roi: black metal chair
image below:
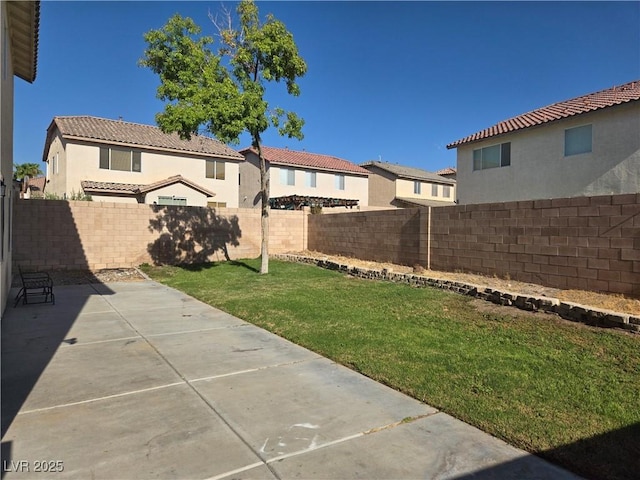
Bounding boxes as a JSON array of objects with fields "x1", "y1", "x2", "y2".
[{"x1": 14, "y1": 266, "x2": 55, "y2": 307}]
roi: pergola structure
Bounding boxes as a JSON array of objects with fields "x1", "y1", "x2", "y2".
[{"x1": 269, "y1": 195, "x2": 359, "y2": 210}]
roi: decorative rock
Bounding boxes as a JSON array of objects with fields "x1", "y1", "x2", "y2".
[{"x1": 273, "y1": 254, "x2": 637, "y2": 334}]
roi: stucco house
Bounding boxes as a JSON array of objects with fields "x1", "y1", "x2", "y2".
[
  {"x1": 239, "y1": 146, "x2": 369, "y2": 210},
  {"x1": 42, "y1": 116, "x2": 245, "y2": 207},
  {"x1": 1, "y1": 1, "x2": 40, "y2": 315},
  {"x1": 447, "y1": 80, "x2": 640, "y2": 204},
  {"x1": 361, "y1": 161, "x2": 456, "y2": 208}
]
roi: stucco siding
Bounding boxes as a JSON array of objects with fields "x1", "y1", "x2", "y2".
[
  {"x1": 240, "y1": 151, "x2": 369, "y2": 208},
  {"x1": 396, "y1": 178, "x2": 455, "y2": 202},
  {"x1": 366, "y1": 166, "x2": 397, "y2": 207},
  {"x1": 0, "y1": 3, "x2": 14, "y2": 315},
  {"x1": 456, "y1": 102, "x2": 640, "y2": 204},
  {"x1": 45, "y1": 136, "x2": 241, "y2": 206}
]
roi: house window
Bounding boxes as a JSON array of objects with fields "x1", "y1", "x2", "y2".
[
  {"x1": 305, "y1": 171, "x2": 317, "y2": 188},
  {"x1": 335, "y1": 174, "x2": 345, "y2": 190},
  {"x1": 206, "y1": 159, "x2": 225, "y2": 180},
  {"x1": 443, "y1": 185, "x2": 451, "y2": 198},
  {"x1": 431, "y1": 184, "x2": 438, "y2": 197},
  {"x1": 51, "y1": 154, "x2": 59, "y2": 175},
  {"x1": 280, "y1": 168, "x2": 295, "y2": 186},
  {"x1": 100, "y1": 147, "x2": 141, "y2": 172},
  {"x1": 157, "y1": 196, "x2": 187, "y2": 206},
  {"x1": 565, "y1": 125, "x2": 592, "y2": 156},
  {"x1": 473, "y1": 142, "x2": 511, "y2": 170},
  {"x1": 414, "y1": 181, "x2": 421, "y2": 194},
  {"x1": 207, "y1": 201, "x2": 227, "y2": 208}
]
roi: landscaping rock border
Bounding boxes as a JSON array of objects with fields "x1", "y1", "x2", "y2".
[{"x1": 275, "y1": 254, "x2": 640, "y2": 334}]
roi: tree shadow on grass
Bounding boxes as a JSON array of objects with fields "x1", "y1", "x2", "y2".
[{"x1": 147, "y1": 205, "x2": 242, "y2": 266}]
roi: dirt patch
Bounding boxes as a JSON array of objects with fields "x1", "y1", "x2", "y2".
[{"x1": 293, "y1": 251, "x2": 640, "y2": 316}]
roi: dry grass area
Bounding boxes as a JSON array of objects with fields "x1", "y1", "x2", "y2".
[{"x1": 294, "y1": 250, "x2": 640, "y2": 316}]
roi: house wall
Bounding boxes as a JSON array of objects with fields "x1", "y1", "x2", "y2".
[
  {"x1": 44, "y1": 135, "x2": 242, "y2": 207},
  {"x1": 13, "y1": 200, "x2": 306, "y2": 270},
  {"x1": 396, "y1": 178, "x2": 455, "y2": 202},
  {"x1": 0, "y1": 2, "x2": 14, "y2": 315},
  {"x1": 240, "y1": 151, "x2": 369, "y2": 208},
  {"x1": 44, "y1": 132, "x2": 66, "y2": 195},
  {"x1": 365, "y1": 165, "x2": 398, "y2": 207},
  {"x1": 456, "y1": 102, "x2": 640, "y2": 204}
]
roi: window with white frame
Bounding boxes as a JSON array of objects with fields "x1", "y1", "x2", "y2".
[
  {"x1": 100, "y1": 147, "x2": 141, "y2": 172},
  {"x1": 335, "y1": 174, "x2": 345, "y2": 190},
  {"x1": 206, "y1": 159, "x2": 225, "y2": 180},
  {"x1": 280, "y1": 168, "x2": 295, "y2": 186},
  {"x1": 414, "y1": 181, "x2": 421, "y2": 194},
  {"x1": 157, "y1": 196, "x2": 186, "y2": 206},
  {"x1": 473, "y1": 142, "x2": 511, "y2": 170},
  {"x1": 564, "y1": 124, "x2": 592, "y2": 156},
  {"x1": 443, "y1": 185, "x2": 451, "y2": 198},
  {"x1": 431, "y1": 184, "x2": 438, "y2": 197},
  {"x1": 305, "y1": 171, "x2": 317, "y2": 188}
]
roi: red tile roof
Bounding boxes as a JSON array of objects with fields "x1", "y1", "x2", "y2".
[
  {"x1": 46, "y1": 116, "x2": 243, "y2": 160},
  {"x1": 447, "y1": 80, "x2": 640, "y2": 149},
  {"x1": 241, "y1": 146, "x2": 369, "y2": 175}
]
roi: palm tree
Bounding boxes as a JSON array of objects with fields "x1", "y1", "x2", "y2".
[{"x1": 13, "y1": 162, "x2": 43, "y2": 180}]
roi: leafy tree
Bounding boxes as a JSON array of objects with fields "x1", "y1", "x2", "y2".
[
  {"x1": 140, "y1": 0, "x2": 307, "y2": 274},
  {"x1": 14, "y1": 162, "x2": 43, "y2": 181}
]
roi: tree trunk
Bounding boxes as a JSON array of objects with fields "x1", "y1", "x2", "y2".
[{"x1": 255, "y1": 139, "x2": 269, "y2": 274}]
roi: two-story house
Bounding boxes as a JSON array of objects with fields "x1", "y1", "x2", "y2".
[
  {"x1": 239, "y1": 146, "x2": 369, "y2": 210},
  {"x1": 361, "y1": 161, "x2": 456, "y2": 208},
  {"x1": 447, "y1": 80, "x2": 640, "y2": 204},
  {"x1": 42, "y1": 116, "x2": 245, "y2": 207}
]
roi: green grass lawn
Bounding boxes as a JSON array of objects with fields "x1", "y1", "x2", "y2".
[{"x1": 141, "y1": 259, "x2": 640, "y2": 480}]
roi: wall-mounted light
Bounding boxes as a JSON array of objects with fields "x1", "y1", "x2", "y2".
[{"x1": 0, "y1": 179, "x2": 6, "y2": 198}]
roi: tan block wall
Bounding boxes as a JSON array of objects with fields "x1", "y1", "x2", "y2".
[
  {"x1": 13, "y1": 200, "x2": 306, "y2": 271},
  {"x1": 307, "y1": 194, "x2": 640, "y2": 297},
  {"x1": 308, "y1": 209, "x2": 427, "y2": 267},
  {"x1": 430, "y1": 194, "x2": 640, "y2": 296},
  {"x1": 13, "y1": 194, "x2": 639, "y2": 297}
]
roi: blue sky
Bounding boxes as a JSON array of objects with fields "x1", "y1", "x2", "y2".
[{"x1": 14, "y1": 1, "x2": 640, "y2": 173}]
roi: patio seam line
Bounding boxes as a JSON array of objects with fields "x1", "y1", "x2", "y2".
[
  {"x1": 90, "y1": 282, "x2": 280, "y2": 480},
  {"x1": 188, "y1": 357, "x2": 323, "y2": 384},
  {"x1": 144, "y1": 323, "x2": 253, "y2": 338},
  {"x1": 17, "y1": 382, "x2": 185, "y2": 415}
]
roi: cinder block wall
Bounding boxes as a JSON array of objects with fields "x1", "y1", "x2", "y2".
[
  {"x1": 430, "y1": 194, "x2": 639, "y2": 296},
  {"x1": 13, "y1": 200, "x2": 306, "y2": 271},
  {"x1": 307, "y1": 194, "x2": 640, "y2": 296},
  {"x1": 308, "y1": 209, "x2": 427, "y2": 266}
]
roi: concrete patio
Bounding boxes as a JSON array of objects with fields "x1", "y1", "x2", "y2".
[{"x1": 1, "y1": 280, "x2": 581, "y2": 479}]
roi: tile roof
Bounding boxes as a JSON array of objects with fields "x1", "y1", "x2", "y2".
[
  {"x1": 81, "y1": 175, "x2": 216, "y2": 198},
  {"x1": 361, "y1": 161, "x2": 456, "y2": 185},
  {"x1": 447, "y1": 79, "x2": 640, "y2": 149},
  {"x1": 240, "y1": 146, "x2": 369, "y2": 175},
  {"x1": 435, "y1": 167, "x2": 456, "y2": 176},
  {"x1": 47, "y1": 116, "x2": 243, "y2": 160},
  {"x1": 6, "y1": 0, "x2": 40, "y2": 82}
]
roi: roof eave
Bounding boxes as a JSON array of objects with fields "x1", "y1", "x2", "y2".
[
  {"x1": 59, "y1": 134, "x2": 243, "y2": 160},
  {"x1": 7, "y1": 1, "x2": 40, "y2": 83}
]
